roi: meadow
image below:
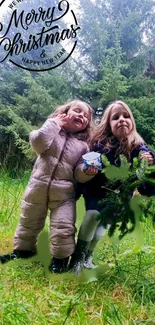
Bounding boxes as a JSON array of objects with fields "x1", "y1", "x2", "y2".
[{"x1": 0, "y1": 172, "x2": 155, "y2": 325}]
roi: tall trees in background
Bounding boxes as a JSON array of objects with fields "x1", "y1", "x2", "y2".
[
  {"x1": 0, "y1": 66, "x2": 72, "y2": 172},
  {"x1": 1, "y1": 0, "x2": 155, "y2": 173},
  {"x1": 74, "y1": 0, "x2": 155, "y2": 149}
]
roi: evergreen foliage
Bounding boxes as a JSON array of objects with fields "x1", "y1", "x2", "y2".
[
  {"x1": 0, "y1": 106, "x2": 35, "y2": 174},
  {"x1": 1, "y1": 0, "x2": 155, "y2": 173},
  {"x1": 0, "y1": 68, "x2": 72, "y2": 172},
  {"x1": 98, "y1": 153, "x2": 155, "y2": 238}
]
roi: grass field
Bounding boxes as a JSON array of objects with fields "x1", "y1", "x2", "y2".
[{"x1": 0, "y1": 172, "x2": 155, "y2": 325}]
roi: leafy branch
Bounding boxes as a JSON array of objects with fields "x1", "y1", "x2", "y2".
[{"x1": 98, "y1": 153, "x2": 155, "y2": 238}]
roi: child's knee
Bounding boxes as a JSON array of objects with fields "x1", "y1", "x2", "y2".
[{"x1": 85, "y1": 210, "x2": 100, "y2": 223}]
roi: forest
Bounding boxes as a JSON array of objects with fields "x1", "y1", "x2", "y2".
[
  {"x1": 1, "y1": 0, "x2": 155, "y2": 176},
  {"x1": 0, "y1": 1, "x2": 155, "y2": 324}
]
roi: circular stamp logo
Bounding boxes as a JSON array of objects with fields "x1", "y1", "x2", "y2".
[{"x1": 0, "y1": 0, "x2": 80, "y2": 71}]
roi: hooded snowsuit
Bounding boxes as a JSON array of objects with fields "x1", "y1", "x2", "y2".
[{"x1": 14, "y1": 118, "x2": 91, "y2": 258}]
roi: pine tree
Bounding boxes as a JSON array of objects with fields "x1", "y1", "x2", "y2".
[{"x1": 98, "y1": 153, "x2": 155, "y2": 238}]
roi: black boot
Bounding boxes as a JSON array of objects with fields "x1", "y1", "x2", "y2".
[
  {"x1": 49, "y1": 257, "x2": 69, "y2": 273},
  {"x1": 69, "y1": 239, "x2": 90, "y2": 275},
  {"x1": 84, "y1": 250, "x2": 96, "y2": 269},
  {"x1": 0, "y1": 249, "x2": 37, "y2": 264}
]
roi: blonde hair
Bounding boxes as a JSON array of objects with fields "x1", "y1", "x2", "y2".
[
  {"x1": 49, "y1": 100, "x2": 94, "y2": 142},
  {"x1": 92, "y1": 100, "x2": 144, "y2": 158}
]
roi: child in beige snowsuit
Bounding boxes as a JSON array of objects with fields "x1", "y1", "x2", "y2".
[{"x1": 0, "y1": 100, "x2": 94, "y2": 273}]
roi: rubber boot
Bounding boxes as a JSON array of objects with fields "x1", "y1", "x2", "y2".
[
  {"x1": 0, "y1": 249, "x2": 37, "y2": 264},
  {"x1": 84, "y1": 250, "x2": 96, "y2": 269},
  {"x1": 49, "y1": 257, "x2": 69, "y2": 273},
  {"x1": 69, "y1": 239, "x2": 90, "y2": 275}
]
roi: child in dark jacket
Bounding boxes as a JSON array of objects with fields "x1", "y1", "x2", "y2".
[{"x1": 70, "y1": 100, "x2": 155, "y2": 274}]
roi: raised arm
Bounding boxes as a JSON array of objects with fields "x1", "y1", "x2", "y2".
[
  {"x1": 29, "y1": 118, "x2": 61, "y2": 154},
  {"x1": 136, "y1": 144, "x2": 155, "y2": 196}
]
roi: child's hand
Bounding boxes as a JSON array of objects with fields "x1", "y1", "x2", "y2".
[
  {"x1": 140, "y1": 152, "x2": 154, "y2": 165},
  {"x1": 83, "y1": 166, "x2": 99, "y2": 175},
  {"x1": 53, "y1": 114, "x2": 69, "y2": 127}
]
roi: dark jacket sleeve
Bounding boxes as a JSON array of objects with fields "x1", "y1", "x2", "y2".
[
  {"x1": 75, "y1": 183, "x2": 84, "y2": 201},
  {"x1": 133, "y1": 144, "x2": 155, "y2": 196}
]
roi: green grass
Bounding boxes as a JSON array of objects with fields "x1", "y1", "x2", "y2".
[{"x1": 0, "y1": 172, "x2": 155, "y2": 325}]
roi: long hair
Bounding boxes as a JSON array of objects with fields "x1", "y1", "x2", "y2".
[
  {"x1": 91, "y1": 100, "x2": 144, "y2": 158},
  {"x1": 48, "y1": 100, "x2": 94, "y2": 142}
]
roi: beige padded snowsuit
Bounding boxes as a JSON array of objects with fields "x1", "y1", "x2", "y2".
[{"x1": 14, "y1": 118, "x2": 92, "y2": 258}]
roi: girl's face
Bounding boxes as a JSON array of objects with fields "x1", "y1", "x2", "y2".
[
  {"x1": 66, "y1": 104, "x2": 89, "y2": 133},
  {"x1": 109, "y1": 104, "x2": 133, "y2": 140}
]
